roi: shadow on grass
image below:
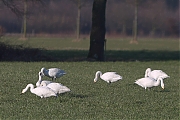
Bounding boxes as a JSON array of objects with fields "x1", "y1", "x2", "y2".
[
  {"x1": 154, "y1": 89, "x2": 171, "y2": 92},
  {"x1": 0, "y1": 42, "x2": 179, "y2": 62},
  {"x1": 67, "y1": 93, "x2": 89, "y2": 98}
]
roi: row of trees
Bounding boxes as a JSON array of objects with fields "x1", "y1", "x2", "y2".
[
  {"x1": 0, "y1": 0, "x2": 107, "y2": 61},
  {"x1": 0, "y1": 0, "x2": 179, "y2": 61},
  {"x1": 0, "y1": 0, "x2": 179, "y2": 38}
]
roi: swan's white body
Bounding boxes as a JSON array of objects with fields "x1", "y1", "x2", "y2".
[
  {"x1": 40, "y1": 67, "x2": 66, "y2": 80},
  {"x1": 145, "y1": 68, "x2": 169, "y2": 80},
  {"x1": 42, "y1": 83, "x2": 70, "y2": 94},
  {"x1": 94, "y1": 71, "x2": 122, "y2": 83},
  {"x1": 21, "y1": 84, "x2": 57, "y2": 98},
  {"x1": 135, "y1": 77, "x2": 164, "y2": 90},
  {"x1": 36, "y1": 72, "x2": 52, "y2": 87}
]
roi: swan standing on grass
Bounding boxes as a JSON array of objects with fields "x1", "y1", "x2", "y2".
[
  {"x1": 135, "y1": 77, "x2": 164, "y2": 90},
  {"x1": 40, "y1": 67, "x2": 66, "y2": 80},
  {"x1": 145, "y1": 68, "x2": 169, "y2": 80},
  {"x1": 21, "y1": 84, "x2": 57, "y2": 98},
  {"x1": 42, "y1": 82, "x2": 71, "y2": 94},
  {"x1": 94, "y1": 71, "x2": 122, "y2": 83},
  {"x1": 36, "y1": 72, "x2": 52, "y2": 87}
]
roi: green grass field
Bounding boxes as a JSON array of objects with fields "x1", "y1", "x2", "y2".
[{"x1": 0, "y1": 37, "x2": 179, "y2": 119}]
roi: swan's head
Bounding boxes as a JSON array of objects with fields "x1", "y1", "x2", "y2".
[
  {"x1": 21, "y1": 89, "x2": 26, "y2": 93},
  {"x1": 40, "y1": 82, "x2": 47, "y2": 87},
  {"x1": 94, "y1": 78, "x2": 98, "y2": 82},
  {"x1": 161, "y1": 84, "x2": 164, "y2": 89}
]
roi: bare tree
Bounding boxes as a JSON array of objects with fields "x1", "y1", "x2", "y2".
[
  {"x1": 72, "y1": 0, "x2": 90, "y2": 41},
  {"x1": 22, "y1": 0, "x2": 27, "y2": 39},
  {"x1": 1, "y1": 0, "x2": 43, "y2": 39},
  {"x1": 129, "y1": 0, "x2": 138, "y2": 44},
  {"x1": 21, "y1": 0, "x2": 43, "y2": 39},
  {"x1": 1, "y1": 0, "x2": 23, "y2": 16},
  {"x1": 87, "y1": 0, "x2": 107, "y2": 61},
  {"x1": 126, "y1": 0, "x2": 145, "y2": 44}
]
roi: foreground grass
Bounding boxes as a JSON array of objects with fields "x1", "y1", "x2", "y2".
[{"x1": 0, "y1": 61, "x2": 179, "y2": 119}]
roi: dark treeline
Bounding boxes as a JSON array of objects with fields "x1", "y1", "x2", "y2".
[{"x1": 0, "y1": 0, "x2": 179, "y2": 37}]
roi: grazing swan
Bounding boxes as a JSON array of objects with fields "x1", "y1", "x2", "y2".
[
  {"x1": 40, "y1": 67, "x2": 66, "y2": 80},
  {"x1": 135, "y1": 77, "x2": 164, "y2": 90},
  {"x1": 21, "y1": 84, "x2": 57, "y2": 98},
  {"x1": 42, "y1": 83, "x2": 71, "y2": 94},
  {"x1": 36, "y1": 72, "x2": 52, "y2": 87},
  {"x1": 145, "y1": 68, "x2": 169, "y2": 80},
  {"x1": 94, "y1": 71, "x2": 122, "y2": 83}
]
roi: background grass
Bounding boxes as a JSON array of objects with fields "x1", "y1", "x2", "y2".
[
  {"x1": 1, "y1": 37, "x2": 179, "y2": 51},
  {"x1": 0, "y1": 36, "x2": 179, "y2": 119},
  {"x1": 0, "y1": 37, "x2": 179, "y2": 61}
]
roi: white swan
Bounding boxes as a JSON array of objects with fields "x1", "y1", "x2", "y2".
[
  {"x1": 135, "y1": 77, "x2": 164, "y2": 90},
  {"x1": 40, "y1": 67, "x2": 66, "y2": 80},
  {"x1": 145, "y1": 68, "x2": 169, "y2": 80},
  {"x1": 94, "y1": 71, "x2": 122, "y2": 83},
  {"x1": 42, "y1": 82, "x2": 71, "y2": 94},
  {"x1": 21, "y1": 84, "x2": 57, "y2": 98},
  {"x1": 36, "y1": 72, "x2": 52, "y2": 87}
]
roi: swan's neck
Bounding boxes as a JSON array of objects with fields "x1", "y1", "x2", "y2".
[
  {"x1": 24, "y1": 84, "x2": 34, "y2": 93},
  {"x1": 36, "y1": 73, "x2": 43, "y2": 87},
  {"x1": 96, "y1": 71, "x2": 102, "y2": 78},
  {"x1": 94, "y1": 71, "x2": 102, "y2": 82},
  {"x1": 38, "y1": 74, "x2": 42, "y2": 81},
  {"x1": 145, "y1": 68, "x2": 151, "y2": 77},
  {"x1": 154, "y1": 77, "x2": 163, "y2": 87},
  {"x1": 36, "y1": 77, "x2": 41, "y2": 87},
  {"x1": 160, "y1": 78, "x2": 164, "y2": 89}
]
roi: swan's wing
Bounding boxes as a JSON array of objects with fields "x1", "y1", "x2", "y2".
[
  {"x1": 101, "y1": 72, "x2": 122, "y2": 82},
  {"x1": 111, "y1": 73, "x2": 122, "y2": 82},
  {"x1": 48, "y1": 68, "x2": 66, "y2": 78},
  {"x1": 150, "y1": 70, "x2": 169, "y2": 80},
  {"x1": 32, "y1": 87, "x2": 56, "y2": 97},
  {"x1": 47, "y1": 83, "x2": 70, "y2": 94},
  {"x1": 135, "y1": 77, "x2": 155, "y2": 88},
  {"x1": 159, "y1": 70, "x2": 170, "y2": 79}
]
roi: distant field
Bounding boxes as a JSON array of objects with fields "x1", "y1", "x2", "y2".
[
  {"x1": 1, "y1": 36, "x2": 179, "y2": 51},
  {"x1": 0, "y1": 36, "x2": 179, "y2": 61}
]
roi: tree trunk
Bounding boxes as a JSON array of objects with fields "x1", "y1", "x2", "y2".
[
  {"x1": 87, "y1": 0, "x2": 107, "y2": 61},
  {"x1": 23, "y1": 0, "x2": 27, "y2": 39},
  {"x1": 130, "y1": 0, "x2": 138, "y2": 44},
  {"x1": 76, "y1": 0, "x2": 81, "y2": 41},
  {"x1": 134, "y1": 1, "x2": 138, "y2": 41}
]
